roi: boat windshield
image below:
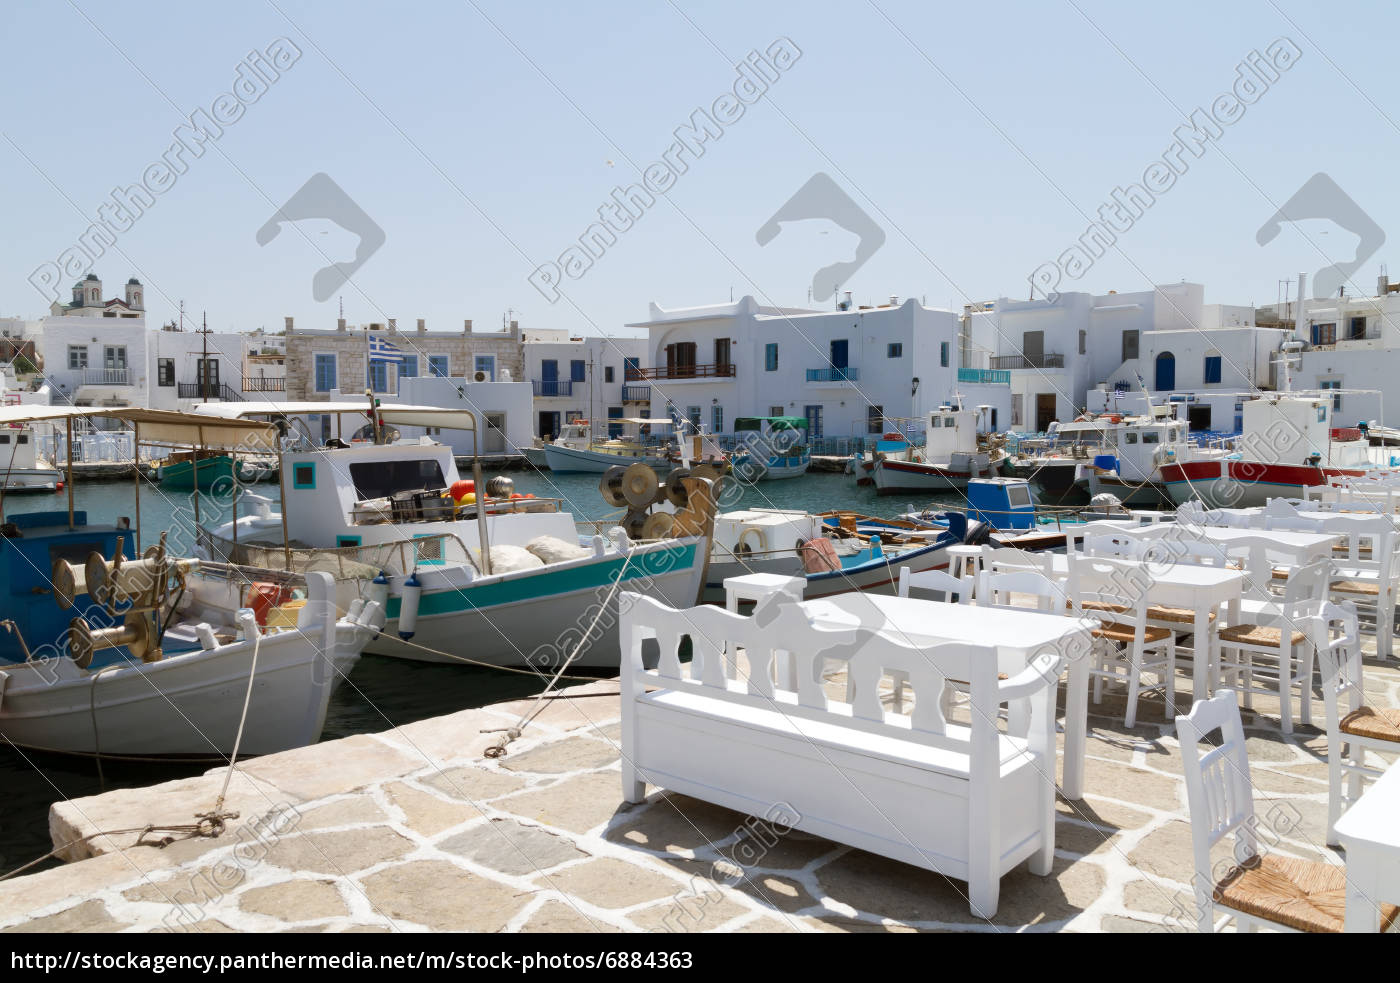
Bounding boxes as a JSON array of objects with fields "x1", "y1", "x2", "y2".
[{"x1": 349, "y1": 459, "x2": 447, "y2": 499}]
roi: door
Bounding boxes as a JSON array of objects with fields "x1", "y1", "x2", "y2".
[
  {"x1": 829, "y1": 339, "x2": 849, "y2": 380},
  {"x1": 1022, "y1": 331, "x2": 1044, "y2": 368},
  {"x1": 714, "y1": 338, "x2": 731, "y2": 373},
  {"x1": 541, "y1": 359, "x2": 558, "y2": 397},
  {"x1": 197, "y1": 357, "x2": 220, "y2": 397},
  {"x1": 1187, "y1": 405, "x2": 1212, "y2": 432},
  {"x1": 538, "y1": 411, "x2": 560, "y2": 440},
  {"x1": 1036, "y1": 393, "x2": 1057, "y2": 432},
  {"x1": 484, "y1": 412, "x2": 506, "y2": 453},
  {"x1": 1155, "y1": 351, "x2": 1175, "y2": 392}
]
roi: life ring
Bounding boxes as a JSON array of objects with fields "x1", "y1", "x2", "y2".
[
  {"x1": 736, "y1": 528, "x2": 767, "y2": 555},
  {"x1": 1108, "y1": 414, "x2": 1122, "y2": 423}
]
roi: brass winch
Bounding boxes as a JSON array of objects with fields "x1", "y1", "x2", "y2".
[{"x1": 50, "y1": 533, "x2": 176, "y2": 668}]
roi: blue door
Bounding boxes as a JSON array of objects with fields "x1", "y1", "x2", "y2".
[
  {"x1": 1154, "y1": 352, "x2": 1175, "y2": 392},
  {"x1": 830, "y1": 339, "x2": 849, "y2": 369}
]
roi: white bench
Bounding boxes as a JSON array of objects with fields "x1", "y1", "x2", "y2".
[{"x1": 618, "y1": 591, "x2": 1063, "y2": 918}]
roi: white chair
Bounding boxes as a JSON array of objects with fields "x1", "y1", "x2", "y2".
[
  {"x1": 1176, "y1": 690, "x2": 1399, "y2": 933},
  {"x1": 1326, "y1": 519, "x2": 1397, "y2": 659},
  {"x1": 974, "y1": 569, "x2": 1068, "y2": 614},
  {"x1": 1309, "y1": 601, "x2": 1400, "y2": 846},
  {"x1": 897, "y1": 566, "x2": 971, "y2": 604},
  {"x1": 1071, "y1": 561, "x2": 1177, "y2": 728},
  {"x1": 1217, "y1": 558, "x2": 1330, "y2": 734}
]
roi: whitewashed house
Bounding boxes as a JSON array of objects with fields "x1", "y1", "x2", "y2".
[
  {"x1": 628, "y1": 295, "x2": 1011, "y2": 443},
  {"x1": 521, "y1": 328, "x2": 649, "y2": 439}
]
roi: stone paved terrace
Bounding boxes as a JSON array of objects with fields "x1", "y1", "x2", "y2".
[{"x1": 2, "y1": 649, "x2": 1398, "y2": 934}]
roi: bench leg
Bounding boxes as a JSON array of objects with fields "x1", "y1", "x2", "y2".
[
  {"x1": 621, "y1": 762, "x2": 646, "y2": 804},
  {"x1": 968, "y1": 870, "x2": 999, "y2": 920}
]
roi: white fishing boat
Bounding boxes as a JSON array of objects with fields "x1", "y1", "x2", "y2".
[
  {"x1": 195, "y1": 402, "x2": 711, "y2": 669},
  {"x1": 0, "y1": 404, "x2": 380, "y2": 758},
  {"x1": 541, "y1": 418, "x2": 691, "y2": 474},
  {"x1": 870, "y1": 405, "x2": 1005, "y2": 495},
  {"x1": 0, "y1": 424, "x2": 62, "y2": 493},
  {"x1": 729, "y1": 416, "x2": 810, "y2": 481}
]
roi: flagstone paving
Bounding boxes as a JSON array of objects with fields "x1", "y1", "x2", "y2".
[{"x1": 1, "y1": 652, "x2": 1396, "y2": 934}]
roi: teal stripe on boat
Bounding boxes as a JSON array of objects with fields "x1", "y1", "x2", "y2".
[{"x1": 384, "y1": 542, "x2": 696, "y2": 618}]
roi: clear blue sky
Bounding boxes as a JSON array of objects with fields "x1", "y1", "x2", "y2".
[{"x1": 0, "y1": 0, "x2": 1394, "y2": 337}]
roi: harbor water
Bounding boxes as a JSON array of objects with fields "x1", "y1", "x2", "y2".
[{"x1": 0, "y1": 466, "x2": 974, "y2": 874}]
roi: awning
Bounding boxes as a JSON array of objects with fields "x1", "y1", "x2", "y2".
[
  {"x1": 193, "y1": 400, "x2": 476, "y2": 432},
  {"x1": 735, "y1": 416, "x2": 808, "y2": 431},
  {"x1": 619, "y1": 418, "x2": 673, "y2": 425},
  {"x1": 0, "y1": 405, "x2": 281, "y2": 451}
]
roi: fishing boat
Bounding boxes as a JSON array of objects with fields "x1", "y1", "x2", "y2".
[
  {"x1": 870, "y1": 405, "x2": 1006, "y2": 495},
  {"x1": 896, "y1": 476, "x2": 1114, "y2": 551},
  {"x1": 541, "y1": 418, "x2": 707, "y2": 474},
  {"x1": 195, "y1": 401, "x2": 711, "y2": 669},
  {"x1": 702, "y1": 505, "x2": 981, "y2": 603},
  {"x1": 0, "y1": 405, "x2": 379, "y2": 758},
  {"x1": 158, "y1": 449, "x2": 269, "y2": 491},
  {"x1": 0, "y1": 424, "x2": 62, "y2": 494},
  {"x1": 850, "y1": 430, "x2": 915, "y2": 485},
  {"x1": 729, "y1": 416, "x2": 810, "y2": 481},
  {"x1": 1159, "y1": 393, "x2": 1394, "y2": 508},
  {"x1": 1074, "y1": 411, "x2": 1220, "y2": 507}
]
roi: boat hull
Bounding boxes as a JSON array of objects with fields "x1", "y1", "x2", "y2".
[
  {"x1": 368, "y1": 538, "x2": 707, "y2": 667},
  {"x1": 871, "y1": 458, "x2": 978, "y2": 494},
  {"x1": 1160, "y1": 459, "x2": 1369, "y2": 508},
  {"x1": 541, "y1": 443, "x2": 676, "y2": 474},
  {"x1": 703, "y1": 538, "x2": 955, "y2": 604},
  {"x1": 0, "y1": 622, "x2": 365, "y2": 757},
  {"x1": 1085, "y1": 471, "x2": 1171, "y2": 508},
  {"x1": 160, "y1": 455, "x2": 237, "y2": 491},
  {"x1": 0, "y1": 468, "x2": 61, "y2": 493},
  {"x1": 1007, "y1": 459, "x2": 1086, "y2": 504}
]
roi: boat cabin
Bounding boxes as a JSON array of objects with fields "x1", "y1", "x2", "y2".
[
  {"x1": 734, "y1": 416, "x2": 808, "y2": 456},
  {"x1": 1239, "y1": 395, "x2": 1373, "y2": 468},
  {"x1": 965, "y1": 478, "x2": 1037, "y2": 531}
]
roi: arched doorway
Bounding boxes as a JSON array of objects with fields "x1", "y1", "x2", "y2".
[{"x1": 1155, "y1": 351, "x2": 1175, "y2": 391}]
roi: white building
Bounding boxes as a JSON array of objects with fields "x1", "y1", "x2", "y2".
[
  {"x1": 48, "y1": 273, "x2": 144, "y2": 318},
  {"x1": 627, "y1": 295, "x2": 1011, "y2": 443},
  {"x1": 521, "y1": 328, "x2": 649, "y2": 439}
]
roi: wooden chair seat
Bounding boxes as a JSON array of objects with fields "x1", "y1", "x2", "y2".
[
  {"x1": 1339, "y1": 705, "x2": 1400, "y2": 743},
  {"x1": 1091, "y1": 622, "x2": 1172, "y2": 644},
  {"x1": 1332, "y1": 544, "x2": 1372, "y2": 556},
  {"x1": 1217, "y1": 623, "x2": 1305, "y2": 647},
  {"x1": 1331, "y1": 579, "x2": 1381, "y2": 597},
  {"x1": 1146, "y1": 606, "x2": 1216, "y2": 625},
  {"x1": 1078, "y1": 600, "x2": 1128, "y2": 614},
  {"x1": 1215, "y1": 854, "x2": 1399, "y2": 933}
]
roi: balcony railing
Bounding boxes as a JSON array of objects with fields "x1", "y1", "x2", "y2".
[
  {"x1": 957, "y1": 367, "x2": 1011, "y2": 385},
  {"x1": 627, "y1": 363, "x2": 735, "y2": 381},
  {"x1": 243, "y1": 377, "x2": 286, "y2": 392},
  {"x1": 177, "y1": 382, "x2": 243, "y2": 401},
  {"x1": 989, "y1": 353, "x2": 1065, "y2": 370},
  {"x1": 80, "y1": 367, "x2": 131, "y2": 386},
  {"x1": 621, "y1": 385, "x2": 651, "y2": 401},
  {"x1": 533, "y1": 379, "x2": 574, "y2": 397},
  {"x1": 805, "y1": 366, "x2": 860, "y2": 383}
]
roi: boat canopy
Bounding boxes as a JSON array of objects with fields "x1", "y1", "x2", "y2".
[
  {"x1": 192, "y1": 401, "x2": 477, "y2": 432},
  {"x1": 619, "y1": 418, "x2": 673, "y2": 425},
  {"x1": 0, "y1": 405, "x2": 280, "y2": 451},
  {"x1": 734, "y1": 416, "x2": 808, "y2": 431}
]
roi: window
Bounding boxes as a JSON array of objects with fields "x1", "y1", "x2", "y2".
[
  {"x1": 197, "y1": 357, "x2": 219, "y2": 389},
  {"x1": 866, "y1": 405, "x2": 883, "y2": 434},
  {"x1": 570, "y1": 359, "x2": 586, "y2": 382},
  {"x1": 1011, "y1": 394, "x2": 1022, "y2": 427},
  {"x1": 770, "y1": 405, "x2": 784, "y2": 417},
  {"x1": 157, "y1": 358, "x2": 174, "y2": 387},
  {"x1": 604, "y1": 366, "x2": 614, "y2": 383},
  {"x1": 1122, "y1": 330, "x2": 1139, "y2": 361},
  {"x1": 1142, "y1": 431, "x2": 1160, "y2": 444},
  {"x1": 940, "y1": 342, "x2": 949, "y2": 367},
  {"x1": 428, "y1": 355, "x2": 449, "y2": 378},
  {"x1": 624, "y1": 356, "x2": 640, "y2": 379},
  {"x1": 804, "y1": 404, "x2": 823, "y2": 437},
  {"x1": 565, "y1": 410, "x2": 583, "y2": 423},
  {"x1": 1078, "y1": 330, "x2": 1086, "y2": 355},
  {"x1": 714, "y1": 338, "x2": 731, "y2": 369},
  {"x1": 887, "y1": 343, "x2": 902, "y2": 358},
  {"x1": 711, "y1": 405, "x2": 723, "y2": 434},
  {"x1": 103, "y1": 345, "x2": 127, "y2": 368},
  {"x1": 368, "y1": 360, "x2": 390, "y2": 393},
  {"x1": 1320, "y1": 379, "x2": 1342, "y2": 410},
  {"x1": 1203, "y1": 354, "x2": 1222, "y2": 384},
  {"x1": 1125, "y1": 432, "x2": 1138, "y2": 444},
  {"x1": 1312, "y1": 323, "x2": 1337, "y2": 346},
  {"x1": 989, "y1": 408, "x2": 998, "y2": 429},
  {"x1": 292, "y1": 462, "x2": 316, "y2": 489},
  {"x1": 1350, "y1": 316, "x2": 1367, "y2": 340},
  {"x1": 398, "y1": 355, "x2": 418, "y2": 378},
  {"x1": 347, "y1": 459, "x2": 446, "y2": 499},
  {"x1": 314, "y1": 353, "x2": 337, "y2": 392},
  {"x1": 67, "y1": 346, "x2": 88, "y2": 370},
  {"x1": 607, "y1": 406, "x2": 624, "y2": 439},
  {"x1": 686, "y1": 405, "x2": 701, "y2": 429},
  {"x1": 765, "y1": 343, "x2": 778, "y2": 371},
  {"x1": 474, "y1": 355, "x2": 495, "y2": 380}
]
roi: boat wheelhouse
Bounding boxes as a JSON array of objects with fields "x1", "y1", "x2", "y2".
[{"x1": 730, "y1": 416, "x2": 810, "y2": 481}]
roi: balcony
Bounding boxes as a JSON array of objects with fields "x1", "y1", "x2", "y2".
[
  {"x1": 989, "y1": 353, "x2": 1065, "y2": 371},
  {"x1": 957, "y1": 367, "x2": 1011, "y2": 385},
  {"x1": 626, "y1": 363, "x2": 735, "y2": 381},
  {"x1": 621, "y1": 385, "x2": 651, "y2": 402},
  {"x1": 805, "y1": 366, "x2": 860, "y2": 383},
  {"x1": 80, "y1": 367, "x2": 131, "y2": 386},
  {"x1": 243, "y1": 377, "x2": 286, "y2": 392},
  {"x1": 177, "y1": 381, "x2": 243, "y2": 401},
  {"x1": 533, "y1": 379, "x2": 574, "y2": 397}
]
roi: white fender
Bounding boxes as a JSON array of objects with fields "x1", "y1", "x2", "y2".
[{"x1": 397, "y1": 572, "x2": 423, "y2": 640}]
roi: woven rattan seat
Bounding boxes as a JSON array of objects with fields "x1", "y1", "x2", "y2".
[
  {"x1": 1078, "y1": 600, "x2": 1129, "y2": 613},
  {"x1": 1146, "y1": 606, "x2": 1217, "y2": 625},
  {"x1": 1339, "y1": 705, "x2": 1400, "y2": 743},
  {"x1": 1217, "y1": 623, "x2": 1304, "y2": 646},
  {"x1": 1214, "y1": 854, "x2": 1399, "y2": 933},
  {"x1": 1331, "y1": 579, "x2": 1380, "y2": 596},
  {"x1": 1091, "y1": 622, "x2": 1172, "y2": 644}
]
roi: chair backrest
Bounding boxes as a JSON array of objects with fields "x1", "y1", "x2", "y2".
[
  {"x1": 1068, "y1": 555, "x2": 1153, "y2": 635},
  {"x1": 1139, "y1": 532, "x2": 1232, "y2": 570},
  {"x1": 897, "y1": 566, "x2": 970, "y2": 603},
  {"x1": 1279, "y1": 557, "x2": 1334, "y2": 615},
  {"x1": 1306, "y1": 601, "x2": 1363, "y2": 740},
  {"x1": 1175, "y1": 690, "x2": 1258, "y2": 932},
  {"x1": 974, "y1": 568, "x2": 1067, "y2": 613},
  {"x1": 1081, "y1": 533, "x2": 1144, "y2": 560},
  {"x1": 979, "y1": 544, "x2": 1051, "y2": 574}
]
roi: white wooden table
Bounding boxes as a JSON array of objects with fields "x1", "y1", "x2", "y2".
[
  {"x1": 800, "y1": 593, "x2": 1099, "y2": 799},
  {"x1": 1184, "y1": 526, "x2": 1340, "y2": 562},
  {"x1": 1333, "y1": 761, "x2": 1400, "y2": 932},
  {"x1": 1038, "y1": 555, "x2": 1244, "y2": 702}
]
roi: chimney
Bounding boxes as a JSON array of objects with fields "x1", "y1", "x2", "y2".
[
  {"x1": 416, "y1": 318, "x2": 425, "y2": 332},
  {"x1": 464, "y1": 319, "x2": 473, "y2": 334},
  {"x1": 1379, "y1": 273, "x2": 1389, "y2": 297},
  {"x1": 509, "y1": 319, "x2": 519, "y2": 335},
  {"x1": 388, "y1": 318, "x2": 397, "y2": 332},
  {"x1": 336, "y1": 317, "x2": 346, "y2": 331},
  {"x1": 284, "y1": 316, "x2": 294, "y2": 333}
]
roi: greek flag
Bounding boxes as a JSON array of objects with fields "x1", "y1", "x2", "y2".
[{"x1": 369, "y1": 335, "x2": 403, "y2": 363}]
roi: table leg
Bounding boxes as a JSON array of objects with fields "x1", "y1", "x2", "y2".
[
  {"x1": 1061, "y1": 654, "x2": 1089, "y2": 800},
  {"x1": 1344, "y1": 869, "x2": 1382, "y2": 932},
  {"x1": 1193, "y1": 610, "x2": 1210, "y2": 703}
]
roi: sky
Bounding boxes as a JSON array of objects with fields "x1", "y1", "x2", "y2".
[{"x1": 0, "y1": 0, "x2": 1395, "y2": 340}]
